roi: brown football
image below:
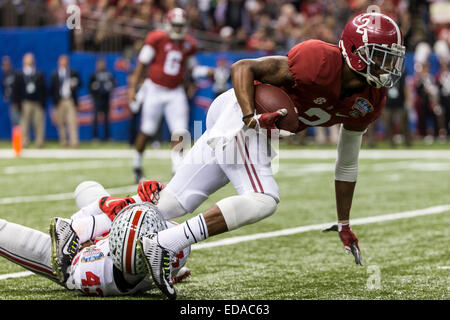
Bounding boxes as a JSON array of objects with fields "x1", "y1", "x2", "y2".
[{"x1": 254, "y1": 84, "x2": 299, "y2": 133}]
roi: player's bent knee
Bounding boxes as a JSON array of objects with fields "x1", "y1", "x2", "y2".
[
  {"x1": 157, "y1": 188, "x2": 188, "y2": 220},
  {"x1": 74, "y1": 181, "x2": 110, "y2": 210},
  {"x1": 216, "y1": 192, "x2": 278, "y2": 231}
]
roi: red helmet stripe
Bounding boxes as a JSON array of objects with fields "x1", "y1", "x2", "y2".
[{"x1": 125, "y1": 210, "x2": 143, "y2": 274}]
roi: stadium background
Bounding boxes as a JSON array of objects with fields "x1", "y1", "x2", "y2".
[
  {"x1": 0, "y1": 0, "x2": 449, "y2": 302},
  {"x1": 0, "y1": 0, "x2": 448, "y2": 145}
]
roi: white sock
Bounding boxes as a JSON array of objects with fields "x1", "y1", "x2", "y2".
[
  {"x1": 157, "y1": 213, "x2": 208, "y2": 253},
  {"x1": 133, "y1": 150, "x2": 143, "y2": 169},
  {"x1": 71, "y1": 214, "x2": 111, "y2": 243},
  {"x1": 70, "y1": 199, "x2": 103, "y2": 220}
]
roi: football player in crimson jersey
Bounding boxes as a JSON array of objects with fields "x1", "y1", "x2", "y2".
[
  {"x1": 134, "y1": 12, "x2": 406, "y2": 299},
  {"x1": 0, "y1": 181, "x2": 190, "y2": 296},
  {"x1": 128, "y1": 8, "x2": 211, "y2": 181}
]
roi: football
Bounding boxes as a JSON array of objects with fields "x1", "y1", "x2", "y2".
[{"x1": 254, "y1": 83, "x2": 299, "y2": 133}]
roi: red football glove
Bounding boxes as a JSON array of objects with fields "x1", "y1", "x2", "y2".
[
  {"x1": 323, "y1": 223, "x2": 363, "y2": 265},
  {"x1": 99, "y1": 196, "x2": 135, "y2": 221},
  {"x1": 246, "y1": 108, "x2": 287, "y2": 130},
  {"x1": 137, "y1": 180, "x2": 165, "y2": 204}
]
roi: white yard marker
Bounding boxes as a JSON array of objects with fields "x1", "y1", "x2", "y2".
[
  {"x1": 0, "y1": 271, "x2": 33, "y2": 280},
  {"x1": 2, "y1": 160, "x2": 129, "y2": 174},
  {"x1": 0, "y1": 185, "x2": 136, "y2": 205},
  {"x1": 0, "y1": 149, "x2": 449, "y2": 159}
]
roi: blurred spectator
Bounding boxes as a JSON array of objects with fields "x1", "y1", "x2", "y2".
[
  {"x1": 247, "y1": 27, "x2": 276, "y2": 53},
  {"x1": 413, "y1": 61, "x2": 442, "y2": 143},
  {"x1": 434, "y1": 39, "x2": 450, "y2": 139},
  {"x1": 383, "y1": 73, "x2": 412, "y2": 147},
  {"x1": 12, "y1": 53, "x2": 46, "y2": 148},
  {"x1": 437, "y1": 62, "x2": 450, "y2": 139},
  {"x1": 314, "y1": 125, "x2": 339, "y2": 146},
  {"x1": 89, "y1": 58, "x2": 116, "y2": 141},
  {"x1": 1, "y1": 56, "x2": 19, "y2": 126},
  {"x1": 212, "y1": 56, "x2": 231, "y2": 98},
  {"x1": 50, "y1": 54, "x2": 81, "y2": 148},
  {"x1": 225, "y1": 0, "x2": 246, "y2": 31}
]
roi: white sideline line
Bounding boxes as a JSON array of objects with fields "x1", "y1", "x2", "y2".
[
  {"x1": 0, "y1": 149, "x2": 449, "y2": 159},
  {"x1": 2, "y1": 160, "x2": 129, "y2": 174},
  {"x1": 0, "y1": 271, "x2": 33, "y2": 280},
  {"x1": 191, "y1": 204, "x2": 450, "y2": 250},
  {"x1": 1, "y1": 204, "x2": 450, "y2": 280},
  {"x1": 0, "y1": 185, "x2": 137, "y2": 205}
]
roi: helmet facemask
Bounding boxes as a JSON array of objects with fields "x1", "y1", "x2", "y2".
[
  {"x1": 357, "y1": 43, "x2": 405, "y2": 88},
  {"x1": 167, "y1": 22, "x2": 187, "y2": 40}
]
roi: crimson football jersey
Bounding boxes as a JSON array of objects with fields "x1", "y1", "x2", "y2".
[
  {"x1": 144, "y1": 30, "x2": 197, "y2": 89},
  {"x1": 285, "y1": 39, "x2": 386, "y2": 132}
]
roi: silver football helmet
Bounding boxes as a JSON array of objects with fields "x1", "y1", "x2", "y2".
[{"x1": 109, "y1": 203, "x2": 167, "y2": 275}]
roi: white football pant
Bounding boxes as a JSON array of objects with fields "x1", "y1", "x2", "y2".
[
  {"x1": 158, "y1": 89, "x2": 280, "y2": 223},
  {"x1": 139, "y1": 78, "x2": 189, "y2": 138}
]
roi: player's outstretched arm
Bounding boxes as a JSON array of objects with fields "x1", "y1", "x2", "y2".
[
  {"x1": 230, "y1": 56, "x2": 294, "y2": 127},
  {"x1": 328, "y1": 124, "x2": 366, "y2": 265}
]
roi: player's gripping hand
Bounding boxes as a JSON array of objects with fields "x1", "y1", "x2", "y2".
[
  {"x1": 244, "y1": 109, "x2": 287, "y2": 130},
  {"x1": 99, "y1": 196, "x2": 136, "y2": 221},
  {"x1": 322, "y1": 223, "x2": 363, "y2": 265},
  {"x1": 137, "y1": 180, "x2": 165, "y2": 204}
]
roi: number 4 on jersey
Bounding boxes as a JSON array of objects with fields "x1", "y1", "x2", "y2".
[{"x1": 81, "y1": 271, "x2": 104, "y2": 296}]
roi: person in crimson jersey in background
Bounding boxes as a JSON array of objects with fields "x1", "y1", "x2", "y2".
[
  {"x1": 134, "y1": 12, "x2": 405, "y2": 300},
  {"x1": 129, "y1": 8, "x2": 207, "y2": 181}
]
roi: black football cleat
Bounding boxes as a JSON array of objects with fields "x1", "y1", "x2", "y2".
[
  {"x1": 49, "y1": 217, "x2": 80, "y2": 283},
  {"x1": 136, "y1": 233, "x2": 177, "y2": 300}
]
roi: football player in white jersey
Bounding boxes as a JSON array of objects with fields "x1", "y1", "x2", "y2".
[{"x1": 0, "y1": 181, "x2": 190, "y2": 297}]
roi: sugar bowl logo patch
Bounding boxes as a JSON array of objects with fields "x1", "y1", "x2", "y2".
[
  {"x1": 81, "y1": 246, "x2": 104, "y2": 263},
  {"x1": 350, "y1": 98, "x2": 373, "y2": 118}
]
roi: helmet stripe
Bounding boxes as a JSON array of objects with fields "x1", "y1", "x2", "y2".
[
  {"x1": 125, "y1": 210, "x2": 143, "y2": 274},
  {"x1": 384, "y1": 14, "x2": 401, "y2": 45}
]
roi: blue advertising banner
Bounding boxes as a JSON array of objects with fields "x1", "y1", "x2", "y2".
[{"x1": 0, "y1": 25, "x2": 439, "y2": 142}]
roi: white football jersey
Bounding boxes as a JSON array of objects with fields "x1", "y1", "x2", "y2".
[
  {"x1": 66, "y1": 237, "x2": 153, "y2": 296},
  {"x1": 66, "y1": 220, "x2": 190, "y2": 296}
]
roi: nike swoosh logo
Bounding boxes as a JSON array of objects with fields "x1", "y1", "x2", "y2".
[{"x1": 336, "y1": 112, "x2": 349, "y2": 118}]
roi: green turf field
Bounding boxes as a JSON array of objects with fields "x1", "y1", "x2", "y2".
[{"x1": 0, "y1": 145, "x2": 449, "y2": 300}]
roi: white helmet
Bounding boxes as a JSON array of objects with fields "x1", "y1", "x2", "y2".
[
  {"x1": 109, "y1": 203, "x2": 167, "y2": 275},
  {"x1": 166, "y1": 8, "x2": 188, "y2": 40}
]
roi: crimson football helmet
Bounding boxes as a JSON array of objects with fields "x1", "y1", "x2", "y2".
[
  {"x1": 339, "y1": 12, "x2": 405, "y2": 88},
  {"x1": 166, "y1": 8, "x2": 188, "y2": 40}
]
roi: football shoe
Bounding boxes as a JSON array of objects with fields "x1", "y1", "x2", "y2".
[
  {"x1": 49, "y1": 217, "x2": 80, "y2": 283},
  {"x1": 136, "y1": 233, "x2": 177, "y2": 300}
]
